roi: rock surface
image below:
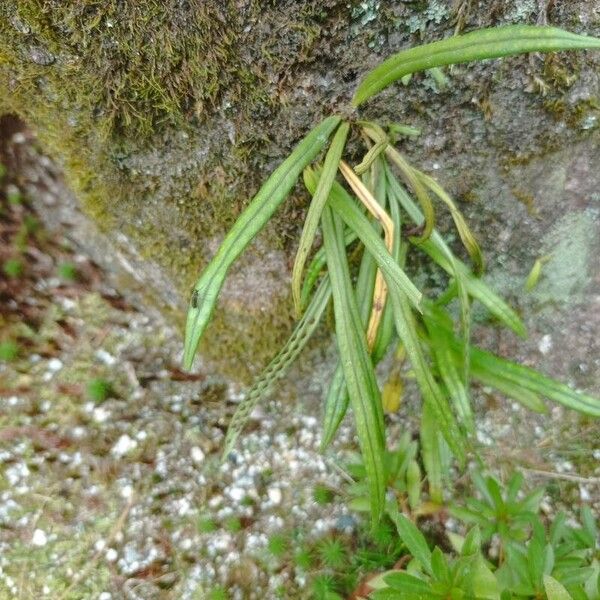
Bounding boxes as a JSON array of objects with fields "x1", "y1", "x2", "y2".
[{"x1": 1, "y1": 1, "x2": 599, "y2": 381}]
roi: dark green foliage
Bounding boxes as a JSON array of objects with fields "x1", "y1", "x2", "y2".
[
  {"x1": 267, "y1": 534, "x2": 288, "y2": 559},
  {"x1": 208, "y1": 586, "x2": 229, "y2": 600},
  {"x1": 223, "y1": 517, "x2": 243, "y2": 533},
  {"x1": 368, "y1": 472, "x2": 599, "y2": 600},
  {"x1": 197, "y1": 517, "x2": 218, "y2": 534},
  {"x1": 86, "y1": 378, "x2": 113, "y2": 403},
  {"x1": 313, "y1": 484, "x2": 335, "y2": 505},
  {"x1": 317, "y1": 538, "x2": 347, "y2": 570},
  {"x1": 57, "y1": 261, "x2": 78, "y2": 281},
  {"x1": 0, "y1": 340, "x2": 20, "y2": 362},
  {"x1": 3, "y1": 258, "x2": 24, "y2": 278}
]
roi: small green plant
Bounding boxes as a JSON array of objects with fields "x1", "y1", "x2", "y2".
[
  {"x1": 312, "y1": 574, "x2": 343, "y2": 600},
  {"x1": 0, "y1": 339, "x2": 20, "y2": 362},
  {"x1": 318, "y1": 538, "x2": 347, "y2": 570},
  {"x1": 7, "y1": 188, "x2": 22, "y2": 205},
  {"x1": 207, "y1": 586, "x2": 229, "y2": 600},
  {"x1": 3, "y1": 258, "x2": 24, "y2": 278},
  {"x1": 223, "y1": 516, "x2": 243, "y2": 533},
  {"x1": 197, "y1": 516, "x2": 218, "y2": 534},
  {"x1": 346, "y1": 432, "x2": 426, "y2": 513},
  {"x1": 86, "y1": 378, "x2": 113, "y2": 403},
  {"x1": 313, "y1": 484, "x2": 336, "y2": 505},
  {"x1": 57, "y1": 261, "x2": 78, "y2": 281},
  {"x1": 294, "y1": 545, "x2": 314, "y2": 570},
  {"x1": 450, "y1": 471, "x2": 544, "y2": 549},
  {"x1": 267, "y1": 533, "x2": 288, "y2": 559},
  {"x1": 183, "y1": 26, "x2": 600, "y2": 524},
  {"x1": 364, "y1": 489, "x2": 599, "y2": 600}
]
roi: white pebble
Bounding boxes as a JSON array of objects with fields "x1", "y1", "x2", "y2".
[
  {"x1": 538, "y1": 334, "x2": 553, "y2": 355},
  {"x1": 227, "y1": 487, "x2": 245, "y2": 502},
  {"x1": 95, "y1": 539, "x2": 107, "y2": 552},
  {"x1": 48, "y1": 358, "x2": 63, "y2": 371},
  {"x1": 32, "y1": 529, "x2": 48, "y2": 547},
  {"x1": 267, "y1": 487, "x2": 282, "y2": 505},
  {"x1": 111, "y1": 435, "x2": 137, "y2": 458},
  {"x1": 105, "y1": 548, "x2": 118, "y2": 562},
  {"x1": 95, "y1": 349, "x2": 117, "y2": 366},
  {"x1": 579, "y1": 486, "x2": 591, "y2": 502},
  {"x1": 191, "y1": 447, "x2": 205, "y2": 464},
  {"x1": 93, "y1": 407, "x2": 111, "y2": 423},
  {"x1": 120, "y1": 484, "x2": 134, "y2": 499}
]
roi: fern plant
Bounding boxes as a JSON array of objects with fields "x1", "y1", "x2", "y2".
[{"x1": 183, "y1": 26, "x2": 600, "y2": 525}]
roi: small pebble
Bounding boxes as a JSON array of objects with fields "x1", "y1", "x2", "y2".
[
  {"x1": 538, "y1": 334, "x2": 553, "y2": 355},
  {"x1": 32, "y1": 529, "x2": 48, "y2": 547},
  {"x1": 111, "y1": 435, "x2": 137, "y2": 458},
  {"x1": 105, "y1": 548, "x2": 118, "y2": 562},
  {"x1": 191, "y1": 447, "x2": 205, "y2": 464},
  {"x1": 267, "y1": 487, "x2": 282, "y2": 505}
]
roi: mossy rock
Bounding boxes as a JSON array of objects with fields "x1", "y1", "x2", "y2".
[{"x1": 1, "y1": 0, "x2": 599, "y2": 382}]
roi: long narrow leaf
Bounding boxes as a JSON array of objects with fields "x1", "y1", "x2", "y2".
[
  {"x1": 353, "y1": 26, "x2": 600, "y2": 106},
  {"x1": 363, "y1": 123, "x2": 435, "y2": 243},
  {"x1": 321, "y1": 204, "x2": 386, "y2": 525},
  {"x1": 300, "y1": 228, "x2": 357, "y2": 311},
  {"x1": 388, "y1": 510, "x2": 433, "y2": 575},
  {"x1": 426, "y1": 319, "x2": 475, "y2": 432},
  {"x1": 388, "y1": 289, "x2": 465, "y2": 463},
  {"x1": 339, "y1": 160, "x2": 395, "y2": 346},
  {"x1": 304, "y1": 168, "x2": 423, "y2": 311},
  {"x1": 222, "y1": 277, "x2": 332, "y2": 458},
  {"x1": 320, "y1": 364, "x2": 349, "y2": 450},
  {"x1": 425, "y1": 305, "x2": 600, "y2": 417},
  {"x1": 386, "y1": 169, "x2": 526, "y2": 337},
  {"x1": 416, "y1": 170, "x2": 484, "y2": 274},
  {"x1": 184, "y1": 115, "x2": 341, "y2": 368},
  {"x1": 470, "y1": 346, "x2": 600, "y2": 416},
  {"x1": 292, "y1": 122, "x2": 349, "y2": 316},
  {"x1": 372, "y1": 177, "x2": 403, "y2": 362},
  {"x1": 421, "y1": 401, "x2": 449, "y2": 504},
  {"x1": 321, "y1": 239, "x2": 378, "y2": 451}
]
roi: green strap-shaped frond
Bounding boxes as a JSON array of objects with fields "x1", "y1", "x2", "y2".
[
  {"x1": 304, "y1": 168, "x2": 423, "y2": 312},
  {"x1": 321, "y1": 204, "x2": 386, "y2": 526},
  {"x1": 388, "y1": 287, "x2": 466, "y2": 463},
  {"x1": 353, "y1": 25, "x2": 600, "y2": 106},
  {"x1": 425, "y1": 304, "x2": 600, "y2": 417},
  {"x1": 292, "y1": 122, "x2": 350, "y2": 317},
  {"x1": 183, "y1": 115, "x2": 341, "y2": 369},
  {"x1": 386, "y1": 167, "x2": 526, "y2": 338},
  {"x1": 321, "y1": 228, "x2": 378, "y2": 451},
  {"x1": 222, "y1": 277, "x2": 332, "y2": 458},
  {"x1": 299, "y1": 228, "x2": 357, "y2": 312}
]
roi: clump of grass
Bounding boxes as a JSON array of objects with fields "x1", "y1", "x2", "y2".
[
  {"x1": 3, "y1": 258, "x2": 24, "y2": 278},
  {"x1": 313, "y1": 484, "x2": 335, "y2": 505},
  {"x1": 197, "y1": 517, "x2": 218, "y2": 534},
  {"x1": 7, "y1": 188, "x2": 22, "y2": 205},
  {"x1": 267, "y1": 534, "x2": 288, "y2": 559},
  {"x1": 0, "y1": 339, "x2": 20, "y2": 362},
  {"x1": 317, "y1": 538, "x2": 347, "y2": 570},
  {"x1": 208, "y1": 586, "x2": 229, "y2": 600},
  {"x1": 57, "y1": 261, "x2": 78, "y2": 281},
  {"x1": 223, "y1": 516, "x2": 242, "y2": 533},
  {"x1": 86, "y1": 378, "x2": 113, "y2": 403},
  {"x1": 293, "y1": 545, "x2": 313, "y2": 570}
]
